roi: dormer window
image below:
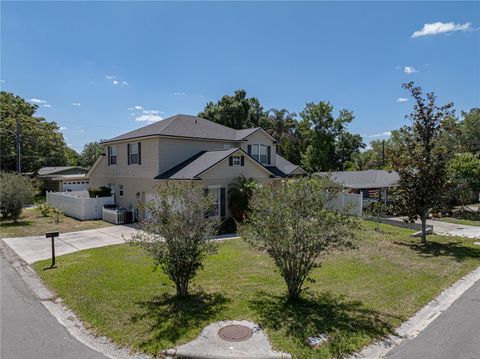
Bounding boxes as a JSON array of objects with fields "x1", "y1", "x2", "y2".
[{"x1": 250, "y1": 144, "x2": 271, "y2": 165}]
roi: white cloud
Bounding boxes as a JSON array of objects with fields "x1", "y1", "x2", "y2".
[
  {"x1": 60, "y1": 126, "x2": 68, "y2": 131},
  {"x1": 134, "y1": 105, "x2": 143, "y2": 110},
  {"x1": 404, "y1": 66, "x2": 418, "y2": 74},
  {"x1": 174, "y1": 92, "x2": 187, "y2": 96},
  {"x1": 135, "y1": 114, "x2": 163, "y2": 123},
  {"x1": 142, "y1": 110, "x2": 162, "y2": 115},
  {"x1": 105, "y1": 75, "x2": 116, "y2": 79},
  {"x1": 72, "y1": 102, "x2": 81, "y2": 106},
  {"x1": 112, "y1": 80, "x2": 119, "y2": 85},
  {"x1": 78, "y1": 129, "x2": 85, "y2": 133},
  {"x1": 412, "y1": 22, "x2": 472, "y2": 38},
  {"x1": 0, "y1": 79, "x2": 5, "y2": 83},
  {"x1": 29, "y1": 98, "x2": 47, "y2": 104},
  {"x1": 397, "y1": 97, "x2": 409, "y2": 103},
  {"x1": 367, "y1": 131, "x2": 392, "y2": 139},
  {"x1": 121, "y1": 81, "x2": 129, "y2": 85}
]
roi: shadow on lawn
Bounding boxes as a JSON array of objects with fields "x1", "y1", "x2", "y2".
[
  {"x1": 132, "y1": 291, "x2": 228, "y2": 351},
  {"x1": 249, "y1": 291, "x2": 396, "y2": 355},
  {"x1": 0, "y1": 220, "x2": 32, "y2": 227},
  {"x1": 394, "y1": 240, "x2": 480, "y2": 262}
]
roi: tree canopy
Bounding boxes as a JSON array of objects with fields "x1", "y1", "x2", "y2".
[
  {"x1": 80, "y1": 141, "x2": 105, "y2": 167},
  {"x1": 0, "y1": 91, "x2": 76, "y2": 173}
]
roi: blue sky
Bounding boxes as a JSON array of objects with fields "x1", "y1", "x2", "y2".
[{"x1": 2, "y1": 1, "x2": 479, "y2": 152}]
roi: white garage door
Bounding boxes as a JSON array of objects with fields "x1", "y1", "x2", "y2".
[{"x1": 63, "y1": 180, "x2": 90, "y2": 192}]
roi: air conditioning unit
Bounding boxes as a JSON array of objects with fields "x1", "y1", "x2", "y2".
[{"x1": 102, "y1": 206, "x2": 126, "y2": 224}]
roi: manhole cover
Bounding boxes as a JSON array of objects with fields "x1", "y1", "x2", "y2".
[{"x1": 218, "y1": 324, "x2": 253, "y2": 342}]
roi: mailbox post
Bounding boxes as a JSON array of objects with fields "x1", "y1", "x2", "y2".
[{"x1": 45, "y1": 231, "x2": 59, "y2": 268}]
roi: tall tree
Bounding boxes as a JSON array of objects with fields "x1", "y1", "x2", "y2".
[
  {"x1": 198, "y1": 89, "x2": 268, "y2": 129},
  {"x1": 460, "y1": 108, "x2": 480, "y2": 156},
  {"x1": 447, "y1": 152, "x2": 480, "y2": 210},
  {"x1": 0, "y1": 92, "x2": 71, "y2": 173},
  {"x1": 80, "y1": 141, "x2": 104, "y2": 167},
  {"x1": 390, "y1": 82, "x2": 454, "y2": 244},
  {"x1": 298, "y1": 102, "x2": 363, "y2": 172},
  {"x1": 264, "y1": 108, "x2": 299, "y2": 161}
]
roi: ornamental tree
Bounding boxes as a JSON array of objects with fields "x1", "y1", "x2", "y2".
[
  {"x1": 128, "y1": 182, "x2": 220, "y2": 297},
  {"x1": 238, "y1": 177, "x2": 358, "y2": 300},
  {"x1": 390, "y1": 82, "x2": 454, "y2": 244}
]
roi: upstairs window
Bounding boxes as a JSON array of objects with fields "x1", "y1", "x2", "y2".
[
  {"x1": 128, "y1": 142, "x2": 142, "y2": 165},
  {"x1": 250, "y1": 144, "x2": 271, "y2": 165},
  {"x1": 108, "y1": 145, "x2": 117, "y2": 165}
]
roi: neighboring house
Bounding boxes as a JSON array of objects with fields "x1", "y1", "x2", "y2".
[
  {"x1": 88, "y1": 114, "x2": 307, "y2": 218},
  {"x1": 37, "y1": 166, "x2": 90, "y2": 192},
  {"x1": 315, "y1": 169, "x2": 399, "y2": 207}
]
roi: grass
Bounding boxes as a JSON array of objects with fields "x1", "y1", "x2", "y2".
[
  {"x1": 0, "y1": 207, "x2": 112, "y2": 238},
  {"x1": 34, "y1": 221, "x2": 480, "y2": 358},
  {"x1": 435, "y1": 207, "x2": 480, "y2": 227},
  {"x1": 436, "y1": 217, "x2": 480, "y2": 227}
]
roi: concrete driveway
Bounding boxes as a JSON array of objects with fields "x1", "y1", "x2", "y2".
[{"x1": 2, "y1": 225, "x2": 137, "y2": 264}]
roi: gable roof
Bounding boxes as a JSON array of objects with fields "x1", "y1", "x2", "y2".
[
  {"x1": 37, "y1": 166, "x2": 88, "y2": 177},
  {"x1": 103, "y1": 114, "x2": 268, "y2": 144},
  {"x1": 315, "y1": 170, "x2": 399, "y2": 189},
  {"x1": 156, "y1": 148, "x2": 276, "y2": 180}
]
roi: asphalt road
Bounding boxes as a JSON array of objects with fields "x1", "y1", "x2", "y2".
[
  {"x1": 386, "y1": 280, "x2": 480, "y2": 359},
  {"x1": 0, "y1": 258, "x2": 106, "y2": 359}
]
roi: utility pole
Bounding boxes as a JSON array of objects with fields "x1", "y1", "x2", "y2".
[
  {"x1": 16, "y1": 118, "x2": 21, "y2": 173},
  {"x1": 382, "y1": 140, "x2": 385, "y2": 167}
]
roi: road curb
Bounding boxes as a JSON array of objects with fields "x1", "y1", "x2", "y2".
[
  {"x1": 0, "y1": 239, "x2": 149, "y2": 359},
  {"x1": 349, "y1": 266, "x2": 480, "y2": 359}
]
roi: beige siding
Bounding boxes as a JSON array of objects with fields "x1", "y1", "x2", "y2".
[
  {"x1": 240, "y1": 130, "x2": 276, "y2": 166},
  {"x1": 93, "y1": 138, "x2": 160, "y2": 179},
  {"x1": 199, "y1": 153, "x2": 275, "y2": 217},
  {"x1": 158, "y1": 137, "x2": 240, "y2": 174}
]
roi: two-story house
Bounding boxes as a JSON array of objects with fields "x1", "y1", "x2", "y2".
[{"x1": 87, "y1": 114, "x2": 306, "y2": 218}]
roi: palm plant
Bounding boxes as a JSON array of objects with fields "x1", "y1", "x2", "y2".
[{"x1": 265, "y1": 108, "x2": 298, "y2": 154}]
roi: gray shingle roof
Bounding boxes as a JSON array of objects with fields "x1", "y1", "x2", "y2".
[
  {"x1": 104, "y1": 114, "x2": 261, "y2": 143},
  {"x1": 315, "y1": 170, "x2": 399, "y2": 189},
  {"x1": 265, "y1": 155, "x2": 307, "y2": 177},
  {"x1": 37, "y1": 166, "x2": 87, "y2": 176},
  {"x1": 156, "y1": 148, "x2": 238, "y2": 180}
]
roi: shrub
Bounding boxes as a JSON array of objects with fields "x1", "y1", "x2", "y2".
[
  {"x1": 238, "y1": 177, "x2": 359, "y2": 300},
  {"x1": 228, "y1": 176, "x2": 257, "y2": 222},
  {"x1": 127, "y1": 182, "x2": 220, "y2": 297},
  {"x1": 88, "y1": 186, "x2": 111, "y2": 198},
  {"x1": 38, "y1": 203, "x2": 52, "y2": 217},
  {"x1": 49, "y1": 207, "x2": 62, "y2": 223},
  {"x1": 0, "y1": 172, "x2": 37, "y2": 222}
]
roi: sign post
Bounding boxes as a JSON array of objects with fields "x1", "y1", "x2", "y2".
[{"x1": 45, "y1": 231, "x2": 59, "y2": 269}]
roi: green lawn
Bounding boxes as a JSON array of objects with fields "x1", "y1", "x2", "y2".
[
  {"x1": 0, "y1": 207, "x2": 112, "y2": 238},
  {"x1": 436, "y1": 217, "x2": 480, "y2": 227},
  {"x1": 34, "y1": 221, "x2": 480, "y2": 358}
]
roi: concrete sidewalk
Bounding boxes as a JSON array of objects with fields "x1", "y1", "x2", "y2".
[
  {"x1": 385, "y1": 217, "x2": 480, "y2": 239},
  {"x1": 2, "y1": 226, "x2": 240, "y2": 264},
  {"x1": 2, "y1": 225, "x2": 136, "y2": 264}
]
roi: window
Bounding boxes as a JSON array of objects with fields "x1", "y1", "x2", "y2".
[
  {"x1": 119, "y1": 185, "x2": 124, "y2": 197},
  {"x1": 207, "y1": 186, "x2": 225, "y2": 218},
  {"x1": 109, "y1": 145, "x2": 117, "y2": 165},
  {"x1": 250, "y1": 144, "x2": 269, "y2": 165},
  {"x1": 232, "y1": 155, "x2": 241, "y2": 166},
  {"x1": 129, "y1": 143, "x2": 139, "y2": 164}
]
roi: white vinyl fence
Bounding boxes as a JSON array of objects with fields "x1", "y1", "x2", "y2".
[
  {"x1": 327, "y1": 192, "x2": 363, "y2": 216},
  {"x1": 46, "y1": 190, "x2": 115, "y2": 220}
]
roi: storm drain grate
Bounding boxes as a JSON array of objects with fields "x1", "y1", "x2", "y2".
[{"x1": 218, "y1": 324, "x2": 253, "y2": 342}]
